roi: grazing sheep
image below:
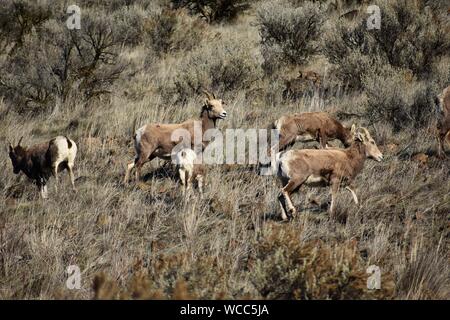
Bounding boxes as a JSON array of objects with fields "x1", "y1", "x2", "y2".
[
  {"x1": 124, "y1": 90, "x2": 226, "y2": 184},
  {"x1": 272, "y1": 112, "x2": 353, "y2": 151},
  {"x1": 282, "y1": 71, "x2": 321, "y2": 100},
  {"x1": 8, "y1": 136, "x2": 77, "y2": 199},
  {"x1": 174, "y1": 148, "x2": 205, "y2": 196},
  {"x1": 298, "y1": 70, "x2": 322, "y2": 86},
  {"x1": 275, "y1": 126, "x2": 383, "y2": 220}
]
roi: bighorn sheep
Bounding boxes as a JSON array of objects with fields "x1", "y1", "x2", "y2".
[
  {"x1": 174, "y1": 148, "x2": 205, "y2": 196},
  {"x1": 272, "y1": 112, "x2": 353, "y2": 151},
  {"x1": 275, "y1": 126, "x2": 383, "y2": 221},
  {"x1": 124, "y1": 91, "x2": 227, "y2": 184},
  {"x1": 436, "y1": 85, "x2": 450, "y2": 159},
  {"x1": 8, "y1": 136, "x2": 77, "y2": 199},
  {"x1": 298, "y1": 70, "x2": 322, "y2": 86},
  {"x1": 282, "y1": 71, "x2": 321, "y2": 100}
]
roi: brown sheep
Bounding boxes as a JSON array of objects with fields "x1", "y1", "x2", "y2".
[
  {"x1": 124, "y1": 91, "x2": 226, "y2": 184},
  {"x1": 275, "y1": 126, "x2": 383, "y2": 220},
  {"x1": 282, "y1": 70, "x2": 321, "y2": 100},
  {"x1": 272, "y1": 112, "x2": 353, "y2": 151}
]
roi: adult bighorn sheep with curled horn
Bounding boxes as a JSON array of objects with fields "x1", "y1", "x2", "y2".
[
  {"x1": 436, "y1": 85, "x2": 450, "y2": 159},
  {"x1": 124, "y1": 89, "x2": 227, "y2": 184},
  {"x1": 275, "y1": 126, "x2": 383, "y2": 221},
  {"x1": 8, "y1": 136, "x2": 77, "y2": 199}
]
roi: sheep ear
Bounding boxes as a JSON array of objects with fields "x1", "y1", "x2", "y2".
[
  {"x1": 350, "y1": 123, "x2": 357, "y2": 134},
  {"x1": 205, "y1": 99, "x2": 210, "y2": 106},
  {"x1": 8, "y1": 143, "x2": 13, "y2": 153},
  {"x1": 17, "y1": 136, "x2": 23, "y2": 146}
]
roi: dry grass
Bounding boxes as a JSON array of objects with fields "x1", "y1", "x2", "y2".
[{"x1": 0, "y1": 0, "x2": 449, "y2": 300}]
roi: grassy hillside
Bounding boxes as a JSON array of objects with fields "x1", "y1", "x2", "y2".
[{"x1": 0, "y1": 0, "x2": 448, "y2": 299}]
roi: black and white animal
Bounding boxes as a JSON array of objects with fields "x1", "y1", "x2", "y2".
[{"x1": 8, "y1": 136, "x2": 77, "y2": 199}]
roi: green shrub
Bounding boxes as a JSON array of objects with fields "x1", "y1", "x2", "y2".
[
  {"x1": 92, "y1": 253, "x2": 231, "y2": 299},
  {"x1": 257, "y1": 0, "x2": 324, "y2": 73},
  {"x1": 0, "y1": 10, "x2": 127, "y2": 113},
  {"x1": 323, "y1": 0, "x2": 450, "y2": 88},
  {"x1": 167, "y1": 37, "x2": 263, "y2": 102},
  {"x1": 172, "y1": 0, "x2": 251, "y2": 23},
  {"x1": 112, "y1": 6, "x2": 147, "y2": 47},
  {"x1": 323, "y1": 20, "x2": 381, "y2": 89},
  {"x1": 251, "y1": 225, "x2": 394, "y2": 299},
  {"x1": 372, "y1": 0, "x2": 449, "y2": 77},
  {"x1": 144, "y1": 8, "x2": 207, "y2": 56},
  {"x1": 0, "y1": 0, "x2": 52, "y2": 53},
  {"x1": 362, "y1": 64, "x2": 435, "y2": 131}
]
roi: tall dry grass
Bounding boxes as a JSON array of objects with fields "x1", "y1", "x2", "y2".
[{"x1": 0, "y1": 0, "x2": 448, "y2": 299}]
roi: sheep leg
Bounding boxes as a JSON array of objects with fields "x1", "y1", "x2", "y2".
[
  {"x1": 179, "y1": 168, "x2": 187, "y2": 196},
  {"x1": 329, "y1": 180, "x2": 340, "y2": 219},
  {"x1": 125, "y1": 145, "x2": 156, "y2": 184},
  {"x1": 52, "y1": 163, "x2": 59, "y2": 192},
  {"x1": 196, "y1": 175, "x2": 204, "y2": 198},
  {"x1": 345, "y1": 186, "x2": 358, "y2": 205},
  {"x1": 278, "y1": 193, "x2": 290, "y2": 221},
  {"x1": 124, "y1": 160, "x2": 136, "y2": 184},
  {"x1": 134, "y1": 152, "x2": 155, "y2": 183},
  {"x1": 68, "y1": 163, "x2": 76, "y2": 191},
  {"x1": 135, "y1": 164, "x2": 141, "y2": 183},
  {"x1": 278, "y1": 180, "x2": 301, "y2": 220},
  {"x1": 39, "y1": 184, "x2": 48, "y2": 199},
  {"x1": 319, "y1": 132, "x2": 328, "y2": 149},
  {"x1": 186, "y1": 171, "x2": 193, "y2": 195}
]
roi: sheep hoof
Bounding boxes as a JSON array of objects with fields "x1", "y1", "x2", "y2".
[{"x1": 287, "y1": 208, "x2": 296, "y2": 220}]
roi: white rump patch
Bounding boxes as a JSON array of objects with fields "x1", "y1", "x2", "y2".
[
  {"x1": 275, "y1": 119, "x2": 283, "y2": 131},
  {"x1": 134, "y1": 125, "x2": 147, "y2": 152},
  {"x1": 275, "y1": 151, "x2": 292, "y2": 179}
]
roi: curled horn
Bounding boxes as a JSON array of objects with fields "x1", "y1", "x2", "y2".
[
  {"x1": 354, "y1": 127, "x2": 369, "y2": 141},
  {"x1": 361, "y1": 127, "x2": 370, "y2": 139},
  {"x1": 201, "y1": 88, "x2": 215, "y2": 100}
]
